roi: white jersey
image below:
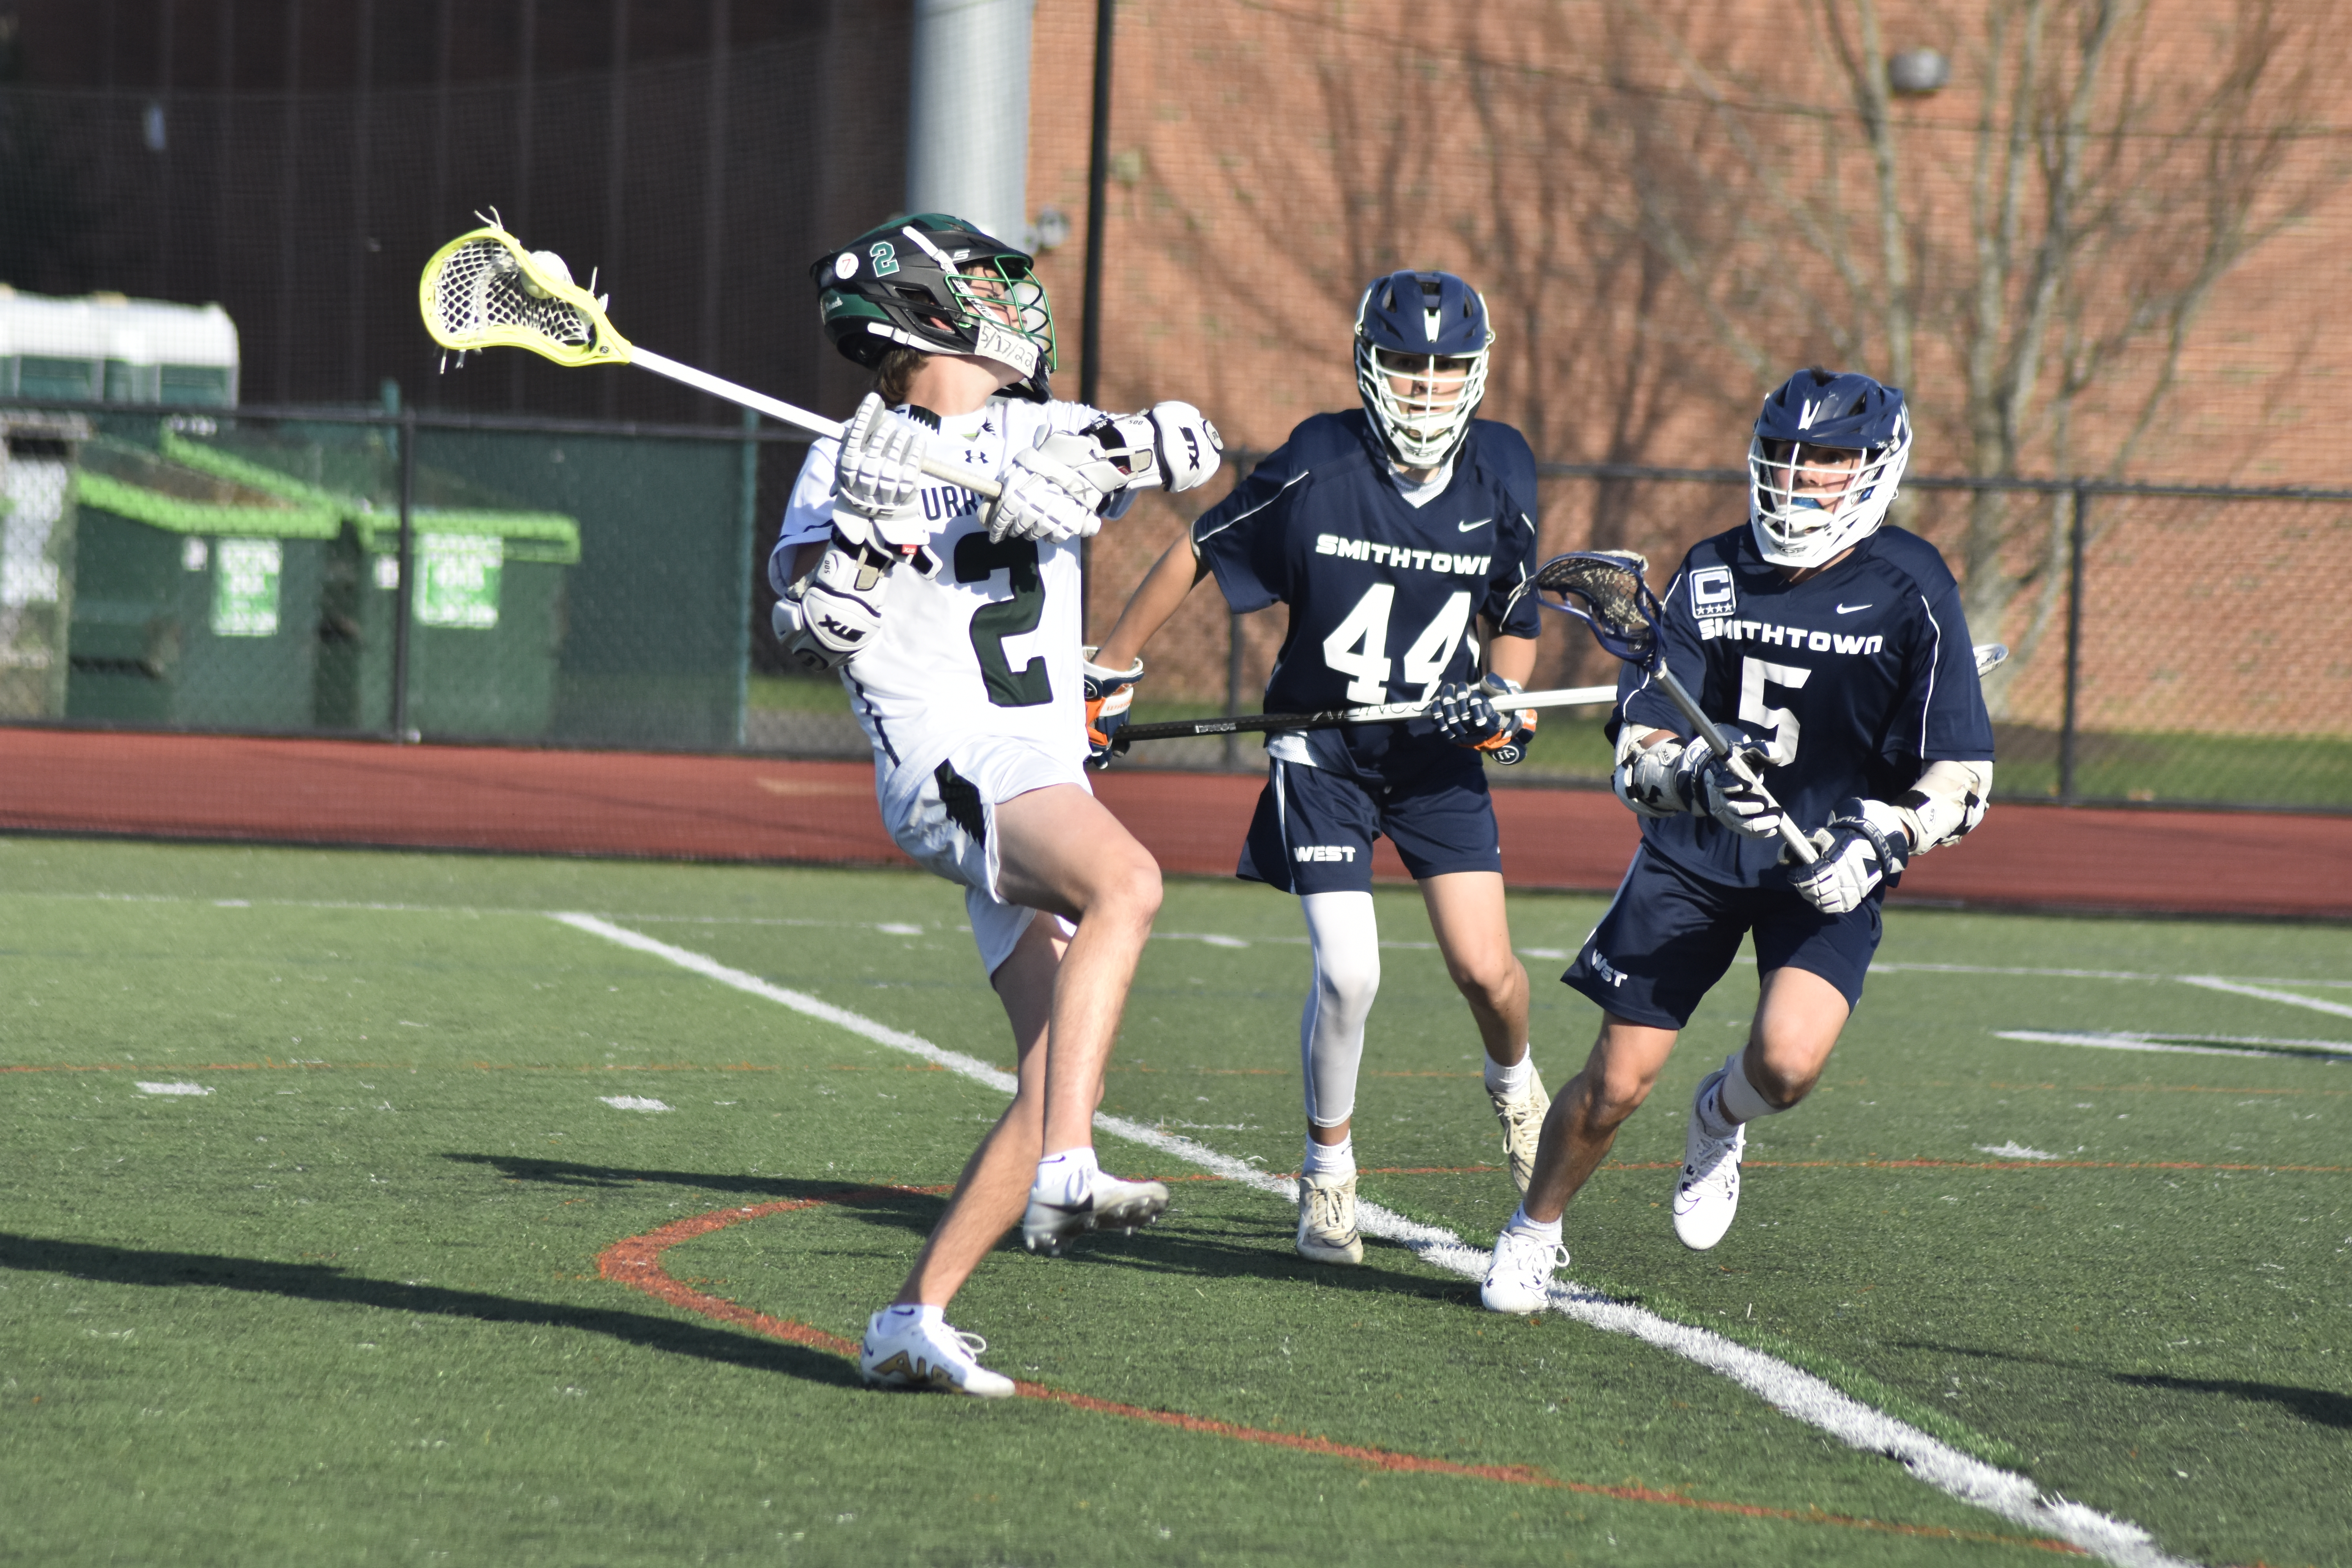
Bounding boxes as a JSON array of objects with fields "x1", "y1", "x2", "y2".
[{"x1": 775, "y1": 395, "x2": 1103, "y2": 820}]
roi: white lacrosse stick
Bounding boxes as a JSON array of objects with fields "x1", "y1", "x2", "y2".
[{"x1": 417, "y1": 216, "x2": 1000, "y2": 500}]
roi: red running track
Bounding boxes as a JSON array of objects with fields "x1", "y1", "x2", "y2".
[{"x1": 1, "y1": 728, "x2": 2343, "y2": 920}]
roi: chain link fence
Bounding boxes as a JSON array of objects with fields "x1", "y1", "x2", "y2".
[{"x1": 4, "y1": 397, "x2": 2346, "y2": 812}]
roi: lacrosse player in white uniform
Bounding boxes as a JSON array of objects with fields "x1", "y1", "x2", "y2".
[{"x1": 769, "y1": 214, "x2": 1223, "y2": 1397}]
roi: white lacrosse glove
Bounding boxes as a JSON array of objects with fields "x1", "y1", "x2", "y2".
[
  {"x1": 1083, "y1": 401, "x2": 1224, "y2": 494},
  {"x1": 986, "y1": 450, "x2": 1102, "y2": 544},
  {"x1": 772, "y1": 532, "x2": 895, "y2": 670},
  {"x1": 1788, "y1": 797, "x2": 1912, "y2": 914},
  {"x1": 833, "y1": 391, "x2": 931, "y2": 550},
  {"x1": 1681, "y1": 722, "x2": 1784, "y2": 840},
  {"x1": 1612, "y1": 727, "x2": 1691, "y2": 818}
]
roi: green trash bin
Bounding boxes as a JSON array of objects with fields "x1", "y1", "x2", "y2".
[
  {"x1": 160, "y1": 425, "x2": 581, "y2": 740},
  {"x1": 64, "y1": 439, "x2": 340, "y2": 728}
]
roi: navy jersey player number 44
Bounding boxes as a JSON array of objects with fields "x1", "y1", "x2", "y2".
[
  {"x1": 1091, "y1": 270, "x2": 1555, "y2": 1271},
  {"x1": 1479, "y1": 367, "x2": 1998, "y2": 1315}
]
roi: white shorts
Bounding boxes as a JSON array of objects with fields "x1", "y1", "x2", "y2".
[{"x1": 885, "y1": 734, "x2": 1087, "y2": 976}]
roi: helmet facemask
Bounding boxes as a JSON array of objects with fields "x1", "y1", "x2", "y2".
[
  {"x1": 1746, "y1": 422, "x2": 1909, "y2": 568},
  {"x1": 1354, "y1": 343, "x2": 1492, "y2": 469},
  {"x1": 937, "y1": 255, "x2": 1055, "y2": 381}
]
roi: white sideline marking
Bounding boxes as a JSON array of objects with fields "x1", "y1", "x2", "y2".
[
  {"x1": 1997, "y1": 1030, "x2": 2351, "y2": 1064},
  {"x1": 550, "y1": 912, "x2": 2195, "y2": 1568},
  {"x1": 2177, "y1": 976, "x2": 2352, "y2": 1021},
  {"x1": 1976, "y1": 1142, "x2": 2061, "y2": 1160},
  {"x1": 599, "y1": 1096, "x2": 673, "y2": 1112},
  {"x1": 134, "y1": 1081, "x2": 212, "y2": 1096}
]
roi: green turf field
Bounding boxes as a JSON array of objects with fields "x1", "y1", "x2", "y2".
[{"x1": 2, "y1": 838, "x2": 2345, "y2": 1566}]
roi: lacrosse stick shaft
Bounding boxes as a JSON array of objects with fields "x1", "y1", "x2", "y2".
[
  {"x1": 1118, "y1": 684, "x2": 1618, "y2": 743},
  {"x1": 1648, "y1": 664, "x2": 1818, "y2": 865},
  {"x1": 630, "y1": 348, "x2": 1004, "y2": 501}
]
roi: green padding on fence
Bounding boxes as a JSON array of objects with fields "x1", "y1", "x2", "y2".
[
  {"x1": 350, "y1": 511, "x2": 581, "y2": 564},
  {"x1": 160, "y1": 428, "x2": 345, "y2": 508},
  {"x1": 68, "y1": 469, "x2": 342, "y2": 539}
]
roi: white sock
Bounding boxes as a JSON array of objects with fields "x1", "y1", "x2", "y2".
[
  {"x1": 876, "y1": 1302, "x2": 942, "y2": 1329},
  {"x1": 1301, "y1": 1133, "x2": 1355, "y2": 1180},
  {"x1": 1503, "y1": 1204, "x2": 1561, "y2": 1245},
  {"x1": 1484, "y1": 1049, "x2": 1534, "y2": 1097},
  {"x1": 1715, "y1": 1049, "x2": 1781, "y2": 1126},
  {"x1": 1034, "y1": 1146, "x2": 1100, "y2": 1200}
]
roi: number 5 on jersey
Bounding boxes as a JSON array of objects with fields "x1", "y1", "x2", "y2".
[
  {"x1": 1739, "y1": 656, "x2": 1811, "y2": 765},
  {"x1": 1322, "y1": 584, "x2": 1475, "y2": 704}
]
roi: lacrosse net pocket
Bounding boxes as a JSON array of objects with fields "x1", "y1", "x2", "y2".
[
  {"x1": 419, "y1": 221, "x2": 629, "y2": 368},
  {"x1": 1527, "y1": 549, "x2": 1662, "y2": 665}
]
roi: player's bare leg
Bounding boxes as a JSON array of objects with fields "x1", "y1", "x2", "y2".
[
  {"x1": 1734, "y1": 965, "x2": 1849, "y2": 1112},
  {"x1": 992, "y1": 783, "x2": 1171, "y2": 1252},
  {"x1": 893, "y1": 914, "x2": 1062, "y2": 1307},
  {"x1": 1517, "y1": 1014, "x2": 1679, "y2": 1224},
  {"x1": 1671, "y1": 965, "x2": 1850, "y2": 1249},
  {"x1": 1419, "y1": 870, "x2": 1546, "y2": 1189}
]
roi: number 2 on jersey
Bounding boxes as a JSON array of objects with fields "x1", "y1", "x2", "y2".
[
  {"x1": 1321, "y1": 585, "x2": 1474, "y2": 704},
  {"x1": 1738, "y1": 656, "x2": 1811, "y2": 765},
  {"x1": 954, "y1": 534, "x2": 1051, "y2": 708}
]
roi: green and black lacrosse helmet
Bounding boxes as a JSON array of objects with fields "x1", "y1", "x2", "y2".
[{"x1": 812, "y1": 213, "x2": 1056, "y2": 402}]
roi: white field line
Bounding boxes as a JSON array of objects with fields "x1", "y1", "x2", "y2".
[
  {"x1": 1995, "y1": 1030, "x2": 2351, "y2": 1064},
  {"x1": 2177, "y1": 976, "x2": 2352, "y2": 1021},
  {"x1": 550, "y1": 910, "x2": 2195, "y2": 1568}
]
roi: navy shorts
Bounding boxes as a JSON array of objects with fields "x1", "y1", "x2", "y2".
[
  {"x1": 1237, "y1": 751, "x2": 1502, "y2": 895},
  {"x1": 1562, "y1": 844, "x2": 1883, "y2": 1029}
]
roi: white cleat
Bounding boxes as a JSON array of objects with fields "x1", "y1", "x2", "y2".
[
  {"x1": 1672, "y1": 1067, "x2": 1746, "y2": 1251},
  {"x1": 1480, "y1": 1225, "x2": 1568, "y2": 1315},
  {"x1": 1020, "y1": 1169, "x2": 1170, "y2": 1256},
  {"x1": 859, "y1": 1310, "x2": 1016, "y2": 1398},
  {"x1": 1490, "y1": 1068, "x2": 1552, "y2": 1194},
  {"x1": 1295, "y1": 1172, "x2": 1364, "y2": 1265}
]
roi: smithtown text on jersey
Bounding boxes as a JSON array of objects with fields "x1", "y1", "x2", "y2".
[
  {"x1": 1697, "y1": 617, "x2": 1886, "y2": 655},
  {"x1": 1313, "y1": 534, "x2": 1492, "y2": 576}
]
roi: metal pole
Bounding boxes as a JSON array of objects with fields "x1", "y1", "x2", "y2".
[
  {"x1": 392, "y1": 405, "x2": 418, "y2": 742},
  {"x1": 1078, "y1": 0, "x2": 1114, "y2": 411},
  {"x1": 2058, "y1": 481, "x2": 2088, "y2": 804},
  {"x1": 1076, "y1": 0, "x2": 1115, "y2": 636},
  {"x1": 733, "y1": 405, "x2": 759, "y2": 746},
  {"x1": 1223, "y1": 608, "x2": 1243, "y2": 770}
]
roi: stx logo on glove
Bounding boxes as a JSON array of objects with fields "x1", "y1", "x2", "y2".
[{"x1": 1293, "y1": 845, "x2": 1361, "y2": 863}]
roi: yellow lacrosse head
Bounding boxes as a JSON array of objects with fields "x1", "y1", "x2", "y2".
[{"x1": 417, "y1": 220, "x2": 633, "y2": 368}]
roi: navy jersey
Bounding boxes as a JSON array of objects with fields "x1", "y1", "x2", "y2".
[
  {"x1": 1625, "y1": 523, "x2": 1995, "y2": 889},
  {"x1": 1191, "y1": 409, "x2": 1541, "y2": 775}
]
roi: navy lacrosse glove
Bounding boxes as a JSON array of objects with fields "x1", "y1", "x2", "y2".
[
  {"x1": 1082, "y1": 650, "x2": 1145, "y2": 769},
  {"x1": 1430, "y1": 675, "x2": 1538, "y2": 765},
  {"x1": 1788, "y1": 797, "x2": 1912, "y2": 913}
]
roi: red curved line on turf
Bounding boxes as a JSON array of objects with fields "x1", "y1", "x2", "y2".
[{"x1": 595, "y1": 1191, "x2": 2078, "y2": 1555}]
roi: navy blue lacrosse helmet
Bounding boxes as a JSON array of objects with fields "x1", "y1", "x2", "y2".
[
  {"x1": 1353, "y1": 270, "x2": 1495, "y2": 469},
  {"x1": 1747, "y1": 367, "x2": 1911, "y2": 567}
]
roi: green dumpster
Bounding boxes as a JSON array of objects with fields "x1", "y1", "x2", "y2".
[
  {"x1": 160, "y1": 425, "x2": 581, "y2": 740},
  {"x1": 64, "y1": 439, "x2": 340, "y2": 728}
]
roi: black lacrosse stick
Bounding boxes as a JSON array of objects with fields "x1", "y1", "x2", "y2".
[{"x1": 1528, "y1": 550, "x2": 1817, "y2": 863}]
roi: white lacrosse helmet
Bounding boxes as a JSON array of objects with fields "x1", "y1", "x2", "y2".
[{"x1": 1746, "y1": 368, "x2": 1911, "y2": 568}]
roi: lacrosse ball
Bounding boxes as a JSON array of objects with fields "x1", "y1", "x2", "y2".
[{"x1": 521, "y1": 250, "x2": 573, "y2": 298}]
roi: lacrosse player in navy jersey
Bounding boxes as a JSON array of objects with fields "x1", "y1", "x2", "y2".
[
  {"x1": 1480, "y1": 367, "x2": 1997, "y2": 1313},
  {"x1": 1092, "y1": 270, "x2": 1551, "y2": 1267}
]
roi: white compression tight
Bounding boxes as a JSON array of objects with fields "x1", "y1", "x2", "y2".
[{"x1": 1298, "y1": 891, "x2": 1382, "y2": 1129}]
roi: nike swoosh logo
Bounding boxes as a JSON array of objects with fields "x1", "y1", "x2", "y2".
[
  {"x1": 1835, "y1": 602, "x2": 1873, "y2": 614},
  {"x1": 1457, "y1": 518, "x2": 1491, "y2": 532}
]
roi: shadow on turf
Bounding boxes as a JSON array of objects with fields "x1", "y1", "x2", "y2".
[
  {"x1": 0, "y1": 1232, "x2": 863, "y2": 1389},
  {"x1": 450, "y1": 1155, "x2": 1470, "y2": 1303},
  {"x1": 1892, "y1": 1339, "x2": 2352, "y2": 1431}
]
